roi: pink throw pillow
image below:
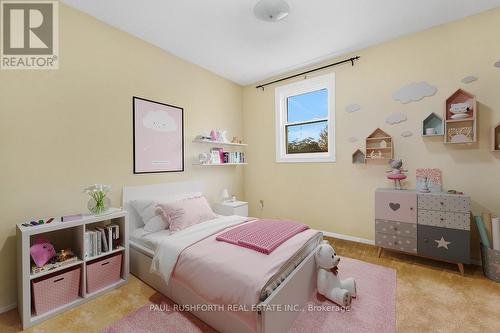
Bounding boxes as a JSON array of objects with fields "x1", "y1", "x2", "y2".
[
  {"x1": 30, "y1": 236, "x2": 56, "y2": 268},
  {"x1": 157, "y1": 196, "x2": 217, "y2": 232}
]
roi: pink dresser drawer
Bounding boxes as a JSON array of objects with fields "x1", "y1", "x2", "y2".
[
  {"x1": 86, "y1": 252, "x2": 122, "y2": 294},
  {"x1": 31, "y1": 266, "x2": 81, "y2": 316},
  {"x1": 375, "y1": 189, "x2": 417, "y2": 224}
]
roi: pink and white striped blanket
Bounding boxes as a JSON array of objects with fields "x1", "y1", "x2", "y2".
[{"x1": 216, "y1": 219, "x2": 309, "y2": 254}]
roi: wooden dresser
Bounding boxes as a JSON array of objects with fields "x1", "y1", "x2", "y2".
[{"x1": 375, "y1": 189, "x2": 470, "y2": 274}]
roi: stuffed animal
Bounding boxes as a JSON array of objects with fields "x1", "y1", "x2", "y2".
[
  {"x1": 386, "y1": 159, "x2": 408, "y2": 190},
  {"x1": 315, "y1": 240, "x2": 356, "y2": 306},
  {"x1": 30, "y1": 236, "x2": 56, "y2": 268}
]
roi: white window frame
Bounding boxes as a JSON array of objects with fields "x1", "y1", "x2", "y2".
[{"x1": 275, "y1": 73, "x2": 336, "y2": 163}]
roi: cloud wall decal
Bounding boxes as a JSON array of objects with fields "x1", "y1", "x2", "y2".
[
  {"x1": 401, "y1": 131, "x2": 413, "y2": 138},
  {"x1": 461, "y1": 76, "x2": 477, "y2": 84},
  {"x1": 345, "y1": 104, "x2": 361, "y2": 113},
  {"x1": 392, "y1": 81, "x2": 437, "y2": 104},
  {"x1": 385, "y1": 112, "x2": 407, "y2": 125},
  {"x1": 347, "y1": 137, "x2": 358, "y2": 143},
  {"x1": 142, "y1": 110, "x2": 177, "y2": 132}
]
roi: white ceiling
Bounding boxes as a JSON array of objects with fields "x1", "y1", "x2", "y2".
[{"x1": 62, "y1": 0, "x2": 500, "y2": 85}]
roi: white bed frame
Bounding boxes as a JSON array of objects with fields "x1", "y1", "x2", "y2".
[{"x1": 123, "y1": 181, "x2": 318, "y2": 333}]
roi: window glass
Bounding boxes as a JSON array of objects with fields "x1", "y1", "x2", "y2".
[
  {"x1": 286, "y1": 121, "x2": 328, "y2": 154},
  {"x1": 287, "y1": 88, "x2": 328, "y2": 123}
]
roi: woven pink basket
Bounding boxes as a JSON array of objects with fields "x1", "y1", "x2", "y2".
[
  {"x1": 86, "y1": 252, "x2": 122, "y2": 294},
  {"x1": 31, "y1": 266, "x2": 81, "y2": 315}
]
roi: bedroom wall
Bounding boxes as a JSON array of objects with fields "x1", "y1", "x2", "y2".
[
  {"x1": 0, "y1": 5, "x2": 244, "y2": 309},
  {"x1": 242, "y1": 8, "x2": 500, "y2": 242}
]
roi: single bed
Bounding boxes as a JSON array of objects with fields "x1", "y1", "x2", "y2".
[{"x1": 124, "y1": 181, "x2": 321, "y2": 333}]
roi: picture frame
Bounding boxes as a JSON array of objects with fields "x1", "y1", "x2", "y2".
[
  {"x1": 416, "y1": 168, "x2": 442, "y2": 192},
  {"x1": 133, "y1": 96, "x2": 184, "y2": 174}
]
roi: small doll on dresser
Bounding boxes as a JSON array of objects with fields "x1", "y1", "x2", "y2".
[{"x1": 386, "y1": 159, "x2": 407, "y2": 190}]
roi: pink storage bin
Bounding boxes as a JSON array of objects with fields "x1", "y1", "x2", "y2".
[
  {"x1": 86, "y1": 252, "x2": 122, "y2": 294},
  {"x1": 31, "y1": 266, "x2": 81, "y2": 316}
]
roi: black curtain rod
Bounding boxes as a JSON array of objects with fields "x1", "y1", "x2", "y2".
[{"x1": 255, "y1": 56, "x2": 360, "y2": 90}]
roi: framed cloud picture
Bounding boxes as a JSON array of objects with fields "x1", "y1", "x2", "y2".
[{"x1": 133, "y1": 96, "x2": 184, "y2": 173}]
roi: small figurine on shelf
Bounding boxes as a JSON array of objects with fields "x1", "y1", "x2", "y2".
[
  {"x1": 386, "y1": 159, "x2": 408, "y2": 190},
  {"x1": 210, "y1": 129, "x2": 219, "y2": 141},
  {"x1": 418, "y1": 177, "x2": 431, "y2": 193}
]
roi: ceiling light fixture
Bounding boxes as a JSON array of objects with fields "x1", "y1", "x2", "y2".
[{"x1": 253, "y1": 0, "x2": 290, "y2": 22}]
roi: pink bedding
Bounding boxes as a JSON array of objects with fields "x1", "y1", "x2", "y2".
[
  {"x1": 216, "y1": 219, "x2": 309, "y2": 254},
  {"x1": 172, "y1": 223, "x2": 319, "y2": 331}
]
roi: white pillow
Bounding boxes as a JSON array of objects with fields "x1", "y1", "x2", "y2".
[
  {"x1": 131, "y1": 200, "x2": 167, "y2": 233},
  {"x1": 131, "y1": 192, "x2": 202, "y2": 233}
]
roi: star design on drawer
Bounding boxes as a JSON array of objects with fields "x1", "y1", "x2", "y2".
[{"x1": 435, "y1": 236, "x2": 451, "y2": 249}]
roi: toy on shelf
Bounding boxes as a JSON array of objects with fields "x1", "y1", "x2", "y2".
[
  {"x1": 30, "y1": 236, "x2": 56, "y2": 268},
  {"x1": 386, "y1": 159, "x2": 407, "y2": 190},
  {"x1": 31, "y1": 249, "x2": 78, "y2": 275},
  {"x1": 365, "y1": 128, "x2": 393, "y2": 162},
  {"x1": 418, "y1": 177, "x2": 431, "y2": 193},
  {"x1": 315, "y1": 241, "x2": 357, "y2": 307},
  {"x1": 444, "y1": 89, "x2": 477, "y2": 144}
]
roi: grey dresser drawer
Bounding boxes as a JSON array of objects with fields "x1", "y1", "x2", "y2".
[
  {"x1": 418, "y1": 193, "x2": 470, "y2": 213},
  {"x1": 375, "y1": 219, "x2": 417, "y2": 238},
  {"x1": 417, "y1": 225, "x2": 470, "y2": 263},
  {"x1": 376, "y1": 232, "x2": 417, "y2": 254},
  {"x1": 418, "y1": 210, "x2": 470, "y2": 231}
]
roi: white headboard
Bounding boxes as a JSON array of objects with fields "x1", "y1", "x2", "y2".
[{"x1": 122, "y1": 181, "x2": 204, "y2": 233}]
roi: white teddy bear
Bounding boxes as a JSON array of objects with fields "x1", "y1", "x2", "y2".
[{"x1": 315, "y1": 240, "x2": 357, "y2": 306}]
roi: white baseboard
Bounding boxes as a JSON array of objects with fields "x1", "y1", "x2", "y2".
[
  {"x1": 321, "y1": 230, "x2": 375, "y2": 246},
  {"x1": 0, "y1": 302, "x2": 17, "y2": 314}
]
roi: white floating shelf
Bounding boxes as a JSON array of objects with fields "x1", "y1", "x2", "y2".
[
  {"x1": 193, "y1": 139, "x2": 247, "y2": 147},
  {"x1": 193, "y1": 163, "x2": 247, "y2": 166}
]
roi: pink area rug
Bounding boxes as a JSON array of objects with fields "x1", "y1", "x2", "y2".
[{"x1": 100, "y1": 257, "x2": 396, "y2": 333}]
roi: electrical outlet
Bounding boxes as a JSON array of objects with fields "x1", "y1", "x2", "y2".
[{"x1": 259, "y1": 200, "x2": 264, "y2": 210}]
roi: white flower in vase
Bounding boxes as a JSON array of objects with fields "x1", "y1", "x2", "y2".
[{"x1": 83, "y1": 184, "x2": 111, "y2": 215}]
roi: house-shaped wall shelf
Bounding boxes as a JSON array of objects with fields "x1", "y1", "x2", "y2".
[
  {"x1": 422, "y1": 112, "x2": 443, "y2": 137},
  {"x1": 352, "y1": 149, "x2": 366, "y2": 164},
  {"x1": 444, "y1": 89, "x2": 477, "y2": 144},
  {"x1": 491, "y1": 122, "x2": 500, "y2": 152},
  {"x1": 365, "y1": 128, "x2": 393, "y2": 161}
]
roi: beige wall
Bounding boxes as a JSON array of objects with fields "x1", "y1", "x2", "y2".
[
  {"x1": 243, "y1": 9, "x2": 500, "y2": 241},
  {"x1": 0, "y1": 5, "x2": 244, "y2": 309}
]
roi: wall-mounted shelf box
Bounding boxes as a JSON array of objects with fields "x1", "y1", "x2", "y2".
[
  {"x1": 365, "y1": 128, "x2": 393, "y2": 161},
  {"x1": 444, "y1": 89, "x2": 477, "y2": 144},
  {"x1": 352, "y1": 149, "x2": 366, "y2": 164},
  {"x1": 422, "y1": 112, "x2": 444, "y2": 137},
  {"x1": 17, "y1": 209, "x2": 129, "y2": 329},
  {"x1": 491, "y1": 122, "x2": 500, "y2": 152}
]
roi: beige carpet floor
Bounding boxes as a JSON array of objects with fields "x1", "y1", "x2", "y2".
[{"x1": 1, "y1": 238, "x2": 499, "y2": 332}]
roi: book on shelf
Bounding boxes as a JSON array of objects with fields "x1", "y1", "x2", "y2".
[
  {"x1": 95, "y1": 227, "x2": 108, "y2": 252},
  {"x1": 84, "y1": 231, "x2": 91, "y2": 259},
  {"x1": 85, "y1": 225, "x2": 121, "y2": 259}
]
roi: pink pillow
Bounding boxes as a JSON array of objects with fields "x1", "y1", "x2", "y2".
[
  {"x1": 157, "y1": 196, "x2": 217, "y2": 232},
  {"x1": 30, "y1": 236, "x2": 56, "y2": 268}
]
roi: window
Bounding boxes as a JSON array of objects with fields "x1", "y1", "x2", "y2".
[{"x1": 275, "y1": 73, "x2": 335, "y2": 162}]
